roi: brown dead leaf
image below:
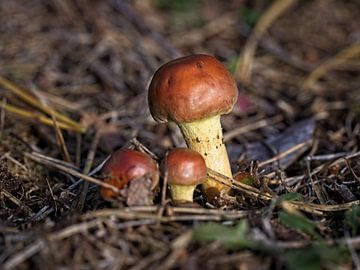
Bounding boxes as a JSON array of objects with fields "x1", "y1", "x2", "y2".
[{"x1": 125, "y1": 175, "x2": 154, "y2": 206}]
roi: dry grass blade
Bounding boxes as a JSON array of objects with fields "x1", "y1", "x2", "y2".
[
  {"x1": 0, "y1": 103, "x2": 82, "y2": 132},
  {"x1": 30, "y1": 152, "x2": 80, "y2": 170},
  {"x1": 48, "y1": 220, "x2": 103, "y2": 241},
  {"x1": 170, "y1": 12, "x2": 237, "y2": 47},
  {"x1": 24, "y1": 152, "x2": 120, "y2": 194},
  {"x1": 157, "y1": 230, "x2": 193, "y2": 270},
  {"x1": 107, "y1": 205, "x2": 252, "y2": 217},
  {"x1": 257, "y1": 140, "x2": 312, "y2": 168},
  {"x1": 0, "y1": 98, "x2": 6, "y2": 139},
  {"x1": 224, "y1": 115, "x2": 283, "y2": 142},
  {"x1": 207, "y1": 167, "x2": 274, "y2": 201},
  {"x1": 235, "y1": 0, "x2": 298, "y2": 83},
  {"x1": 290, "y1": 200, "x2": 360, "y2": 212},
  {"x1": 0, "y1": 76, "x2": 85, "y2": 133},
  {"x1": 82, "y1": 208, "x2": 250, "y2": 222},
  {"x1": 77, "y1": 129, "x2": 102, "y2": 211},
  {"x1": 1, "y1": 152, "x2": 28, "y2": 172},
  {"x1": 0, "y1": 189, "x2": 34, "y2": 216},
  {"x1": 52, "y1": 115, "x2": 72, "y2": 163},
  {"x1": 303, "y1": 43, "x2": 360, "y2": 88},
  {"x1": 208, "y1": 168, "x2": 360, "y2": 214},
  {"x1": 3, "y1": 240, "x2": 44, "y2": 270},
  {"x1": 130, "y1": 138, "x2": 160, "y2": 160}
]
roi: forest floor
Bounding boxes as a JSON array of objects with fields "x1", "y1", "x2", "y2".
[{"x1": 0, "y1": 0, "x2": 360, "y2": 269}]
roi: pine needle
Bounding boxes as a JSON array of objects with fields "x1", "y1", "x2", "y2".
[
  {"x1": 303, "y1": 43, "x2": 360, "y2": 88},
  {"x1": 0, "y1": 102, "x2": 81, "y2": 132},
  {"x1": 0, "y1": 76, "x2": 85, "y2": 133}
]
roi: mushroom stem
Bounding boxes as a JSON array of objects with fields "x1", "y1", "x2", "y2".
[
  {"x1": 169, "y1": 184, "x2": 196, "y2": 202},
  {"x1": 178, "y1": 115, "x2": 232, "y2": 197}
]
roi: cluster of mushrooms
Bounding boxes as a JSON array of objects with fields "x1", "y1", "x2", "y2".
[{"x1": 101, "y1": 54, "x2": 240, "y2": 204}]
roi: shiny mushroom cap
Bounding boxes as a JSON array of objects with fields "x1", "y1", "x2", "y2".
[
  {"x1": 101, "y1": 149, "x2": 158, "y2": 199},
  {"x1": 164, "y1": 148, "x2": 207, "y2": 186},
  {"x1": 148, "y1": 54, "x2": 238, "y2": 123}
]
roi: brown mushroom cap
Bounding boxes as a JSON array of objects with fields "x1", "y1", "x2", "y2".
[
  {"x1": 164, "y1": 148, "x2": 207, "y2": 186},
  {"x1": 148, "y1": 54, "x2": 238, "y2": 123},
  {"x1": 101, "y1": 149, "x2": 158, "y2": 199}
]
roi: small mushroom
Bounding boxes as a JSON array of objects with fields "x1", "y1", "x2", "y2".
[
  {"x1": 148, "y1": 54, "x2": 238, "y2": 199},
  {"x1": 234, "y1": 171, "x2": 256, "y2": 186},
  {"x1": 100, "y1": 149, "x2": 159, "y2": 200},
  {"x1": 163, "y1": 148, "x2": 207, "y2": 203}
]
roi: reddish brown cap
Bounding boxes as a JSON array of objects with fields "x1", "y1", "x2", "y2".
[
  {"x1": 100, "y1": 149, "x2": 158, "y2": 199},
  {"x1": 164, "y1": 148, "x2": 207, "y2": 186},
  {"x1": 148, "y1": 54, "x2": 238, "y2": 123}
]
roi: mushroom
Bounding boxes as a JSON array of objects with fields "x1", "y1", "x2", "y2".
[
  {"x1": 163, "y1": 148, "x2": 207, "y2": 203},
  {"x1": 148, "y1": 54, "x2": 238, "y2": 199},
  {"x1": 100, "y1": 148, "x2": 159, "y2": 200},
  {"x1": 234, "y1": 171, "x2": 256, "y2": 186}
]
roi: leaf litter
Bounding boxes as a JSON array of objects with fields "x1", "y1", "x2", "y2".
[{"x1": 0, "y1": 0, "x2": 360, "y2": 269}]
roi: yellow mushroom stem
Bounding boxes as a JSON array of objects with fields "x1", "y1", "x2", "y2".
[
  {"x1": 169, "y1": 184, "x2": 197, "y2": 203},
  {"x1": 178, "y1": 115, "x2": 232, "y2": 197}
]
